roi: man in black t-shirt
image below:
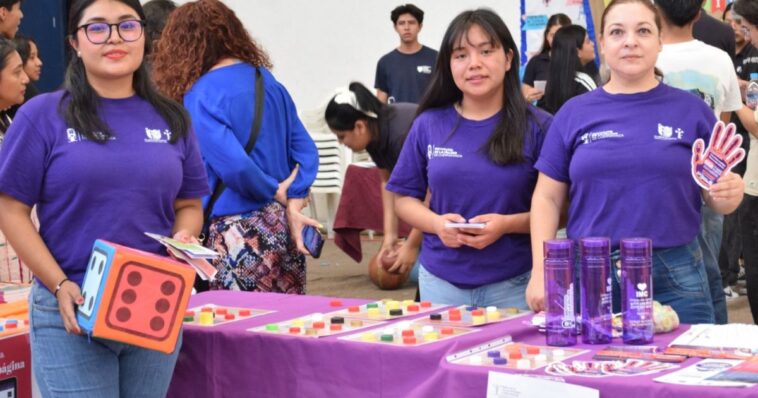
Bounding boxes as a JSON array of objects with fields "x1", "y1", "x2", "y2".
[
  {"x1": 374, "y1": 4, "x2": 437, "y2": 104},
  {"x1": 694, "y1": 9, "x2": 736, "y2": 60}
]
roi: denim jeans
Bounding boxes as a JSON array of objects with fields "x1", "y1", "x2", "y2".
[
  {"x1": 418, "y1": 264, "x2": 530, "y2": 309},
  {"x1": 741, "y1": 195, "x2": 758, "y2": 324},
  {"x1": 609, "y1": 238, "x2": 715, "y2": 324},
  {"x1": 698, "y1": 205, "x2": 727, "y2": 324},
  {"x1": 29, "y1": 281, "x2": 181, "y2": 398}
]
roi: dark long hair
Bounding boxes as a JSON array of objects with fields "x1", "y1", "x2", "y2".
[
  {"x1": 418, "y1": 9, "x2": 533, "y2": 165},
  {"x1": 538, "y1": 13, "x2": 571, "y2": 55},
  {"x1": 61, "y1": 0, "x2": 189, "y2": 143},
  {"x1": 544, "y1": 25, "x2": 587, "y2": 114},
  {"x1": 10, "y1": 33, "x2": 31, "y2": 64},
  {"x1": 324, "y1": 82, "x2": 385, "y2": 139},
  {"x1": 0, "y1": 38, "x2": 17, "y2": 134}
]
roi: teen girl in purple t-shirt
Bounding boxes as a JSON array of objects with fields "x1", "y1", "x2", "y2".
[
  {"x1": 527, "y1": 0, "x2": 745, "y2": 324},
  {"x1": 387, "y1": 9, "x2": 551, "y2": 308},
  {"x1": 0, "y1": 0, "x2": 209, "y2": 395}
]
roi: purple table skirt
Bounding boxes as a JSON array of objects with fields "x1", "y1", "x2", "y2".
[{"x1": 167, "y1": 291, "x2": 756, "y2": 398}]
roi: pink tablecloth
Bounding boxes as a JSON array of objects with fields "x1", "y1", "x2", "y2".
[
  {"x1": 333, "y1": 165, "x2": 410, "y2": 262},
  {"x1": 168, "y1": 291, "x2": 758, "y2": 398}
]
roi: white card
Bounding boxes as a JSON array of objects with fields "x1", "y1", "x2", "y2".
[{"x1": 486, "y1": 372, "x2": 599, "y2": 398}]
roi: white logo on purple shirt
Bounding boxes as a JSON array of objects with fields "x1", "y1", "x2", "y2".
[
  {"x1": 427, "y1": 145, "x2": 462, "y2": 159},
  {"x1": 144, "y1": 127, "x2": 171, "y2": 143},
  {"x1": 416, "y1": 65, "x2": 432, "y2": 74},
  {"x1": 654, "y1": 124, "x2": 684, "y2": 141},
  {"x1": 66, "y1": 128, "x2": 81, "y2": 143},
  {"x1": 579, "y1": 130, "x2": 624, "y2": 145}
]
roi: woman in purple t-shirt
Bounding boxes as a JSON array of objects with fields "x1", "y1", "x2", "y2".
[
  {"x1": 387, "y1": 9, "x2": 551, "y2": 308},
  {"x1": 0, "y1": 0, "x2": 209, "y2": 395},
  {"x1": 527, "y1": 0, "x2": 745, "y2": 324}
]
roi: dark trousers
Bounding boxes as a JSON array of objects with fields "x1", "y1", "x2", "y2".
[
  {"x1": 741, "y1": 195, "x2": 758, "y2": 324},
  {"x1": 719, "y1": 207, "x2": 742, "y2": 287}
]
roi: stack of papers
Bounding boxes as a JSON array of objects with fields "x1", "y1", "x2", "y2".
[
  {"x1": 0, "y1": 282, "x2": 31, "y2": 304},
  {"x1": 145, "y1": 233, "x2": 219, "y2": 281}
]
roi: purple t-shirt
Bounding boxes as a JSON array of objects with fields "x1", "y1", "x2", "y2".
[
  {"x1": 386, "y1": 105, "x2": 551, "y2": 288},
  {"x1": 0, "y1": 91, "x2": 210, "y2": 286},
  {"x1": 536, "y1": 83, "x2": 716, "y2": 249}
]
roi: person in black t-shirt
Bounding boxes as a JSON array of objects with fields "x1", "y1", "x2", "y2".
[
  {"x1": 325, "y1": 82, "x2": 422, "y2": 276},
  {"x1": 694, "y1": 8, "x2": 736, "y2": 60},
  {"x1": 375, "y1": 4, "x2": 437, "y2": 104},
  {"x1": 522, "y1": 13, "x2": 571, "y2": 103}
]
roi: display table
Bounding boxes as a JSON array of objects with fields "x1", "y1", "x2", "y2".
[
  {"x1": 168, "y1": 291, "x2": 755, "y2": 397},
  {"x1": 333, "y1": 165, "x2": 410, "y2": 262}
]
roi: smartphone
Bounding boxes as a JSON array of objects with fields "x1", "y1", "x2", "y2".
[
  {"x1": 444, "y1": 222, "x2": 486, "y2": 229},
  {"x1": 301, "y1": 225, "x2": 324, "y2": 258}
]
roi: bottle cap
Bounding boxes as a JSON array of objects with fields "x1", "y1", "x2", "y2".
[
  {"x1": 544, "y1": 239, "x2": 573, "y2": 260},
  {"x1": 620, "y1": 238, "x2": 652, "y2": 259},
  {"x1": 579, "y1": 237, "x2": 610, "y2": 257}
]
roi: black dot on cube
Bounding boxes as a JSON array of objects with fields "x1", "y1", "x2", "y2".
[
  {"x1": 116, "y1": 307, "x2": 131, "y2": 322},
  {"x1": 161, "y1": 281, "x2": 176, "y2": 296},
  {"x1": 155, "y1": 298, "x2": 170, "y2": 313},
  {"x1": 150, "y1": 316, "x2": 165, "y2": 331},
  {"x1": 87, "y1": 295, "x2": 94, "y2": 312},
  {"x1": 98, "y1": 259, "x2": 104, "y2": 274},
  {"x1": 127, "y1": 271, "x2": 142, "y2": 286},
  {"x1": 121, "y1": 289, "x2": 137, "y2": 304}
]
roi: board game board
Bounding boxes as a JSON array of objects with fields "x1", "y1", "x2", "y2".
[
  {"x1": 340, "y1": 320, "x2": 478, "y2": 347},
  {"x1": 249, "y1": 312, "x2": 385, "y2": 338},
  {"x1": 329, "y1": 299, "x2": 448, "y2": 321},
  {"x1": 425, "y1": 305, "x2": 529, "y2": 327},
  {"x1": 446, "y1": 337, "x2": 587, "y2": 370},
  {"x1": 183, "y1": 304, "x2": 273, "y2": 327}
]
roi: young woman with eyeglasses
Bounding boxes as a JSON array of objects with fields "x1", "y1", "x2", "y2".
[{"x1": 0, "y1": 0, "x2": 209, "y2": 395}]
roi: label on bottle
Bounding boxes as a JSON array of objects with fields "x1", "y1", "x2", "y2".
[{"x1": 562, "y1": 282, "x2": 575, "y2": 329}]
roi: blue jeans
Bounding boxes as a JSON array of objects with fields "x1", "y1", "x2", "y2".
[
  {"x1": 418, "y1": 264, "x2": 530, "y2": 309},
  {"x1": 610, "y1": 238, "x2": 714, "y2": 324},
  {"x1": 698, "y1": 205, "x2": 727, "y2": 324},
  {"x1": 29, "y1": 281, "x2": 181, "y2": 398}
]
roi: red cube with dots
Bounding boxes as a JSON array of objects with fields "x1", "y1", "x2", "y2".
[{"x1": 90, "y1": 241, "x2": 195, "y2": 353}]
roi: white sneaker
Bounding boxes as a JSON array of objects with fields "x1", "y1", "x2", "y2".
[{"x1": 724, "y1": 286, "x2": 740, "y2": 301}]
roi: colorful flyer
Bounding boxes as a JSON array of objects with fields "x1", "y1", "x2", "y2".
[{"x1": 691, "y1": 121, "x2": 746, "y2": 190}]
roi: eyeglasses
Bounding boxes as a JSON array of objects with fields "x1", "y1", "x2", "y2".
[{"x1": 77, "y1": 20, "x2": 145, "y2": 44}]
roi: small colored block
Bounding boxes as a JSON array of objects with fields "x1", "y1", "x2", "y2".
[
  {"x1": 265, "y1": 324, "x2": 279, "y2": 332},
  {"x1": 449, "y1": 308, "x2": 462, "y2": 315},
  {"x1": 201, "y1": 307, "x2": 213, "y2": 312},
  {"x1": 305, "y1": 328, "x2": 318, "y2": 336},
  {"x1": 312, "y1": 321, "x2": 325, "y2": 329},
  {"x1": 423, "y1": 332, "x2": 438, "y2": 341},
  {"x1": 330, "y1": 316, "x2": 345, "y2": 324},
  {"x1": 389, "y1": 309, "x2": 403, "y2": 316},
  {"x1": 421, "y1": 325, "x2": 434, "y2": 333},
  {"x1": 504, "y1": 307, "x2": 520, "y2": 315},
  {"x1": 465, "y1": 306, "x2": 477, "y2": 311},
  {"x1": 485, "y1": 306, "x2": 498, "y2": 313},
  {"x1": 552, "y1": 349, "x2": 566, "y2": 359},
  {"x1": 420, "y1": 301, "x2": 432, "y2": 308},
  {"x1": 509, "y1": 352, "x2": 523, "y2": 360},
  {"x1": 516, "y1": 359, "x2": 531, "y2": 369},
  {"x1": 381, "y1": 334, "x2": 394, "y2": 342},
  {"x1": 441, "y1": 327, "x2": 454, "y2": 335},
  {"x1": 366, "y1": 303, "x2": 379, "y2": 309},
  {"x1": 6, "y1": 323, "x2": 16, "y2": 329},
  {"x1": 224, "y1": 314, "x2": 235, "y2": 320},
  {"x1": 350, "y1": 319, "x2": 364, "y2": 327},
  {"x1": 329, "y1": 300, "x2": 343, "y2": 307},
  {"x1": 401, "y1": 329, "x2": 415, "y2": 337},
  {"x1": 449, "y1": 313, "x2": 462, "y2": 321},
  {"x1": 329, "y1": 324, "x2": 342, "y2": 331},
  {"x1": 348, "y1": 306, "x2": 360, "y2": 313},
  {"x1": 386, "y1": 301, "x2": 401, "y2": 310},
  {"x1": 289, "y1": 327, "x2": 301, "y2": 334},
  {"x1": 472, "y1": 315, "x2": 486, "y2": 325},
  {"x1": 526, "y1": 346, "x2": 540, "y2": 355},
  {"x1": 183, "y1": 316, "x2": 194, "y2": 322},
  {"x1": 487, "y1": 350, "x2": 501, "y2": 358},
  {"x1": 238, "y1": 309, "x2": 251, "y2": 316},
  {"x1": 493, "y1": 357, "x2": 508, "y2": 365},
  {"x1": 198, "y1": 311, "x2": 214, "y2": 325},
  {"x1": 407, "y1": 304, "x2": 420, "y2": 312},
  {"x1": 361, "y1": 333, "x2": 376, "y2": 342},
  {"x1": 429, "y1": 314, "x2": 442, "y2": 321},
  {"x1": 291, "y1": 319, "x2": 305, "y2": 327},
  {"x1": 486, "y1": 312, "x2": 501, "y2": 321},
  {"x1": 184, "y1": 311, "x2": 195, "y2": 317},
  {"x1": 471, "y1": 309, "x2": 484, "y2": 316},
  {"x1": 367, "y1": 308, "x2": 381, "y2": 317},
  {"x1": 215, "y1": 308, "x2": 227, "y2": 315},
  {"x1": 403, "y1": 337, "x2": 417, "y2": 345},
  {"x1": 402, "y1": 300, "x2": 415, "y2": 306}
]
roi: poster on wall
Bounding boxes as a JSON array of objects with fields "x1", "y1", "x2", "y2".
[{"x1": 520, "y1": 0, "x2": 596, "y2": 67}]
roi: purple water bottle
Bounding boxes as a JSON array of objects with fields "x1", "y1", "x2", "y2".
[
  {"x1": 620, "y1": 238, "x2": 654, "y2": 345},
  {"x1": 544, "y1": 239, "x2": 576, "y2": 347},
  {"x1": 580, "y1": 237, "x2": 613, "y2": 344}
]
